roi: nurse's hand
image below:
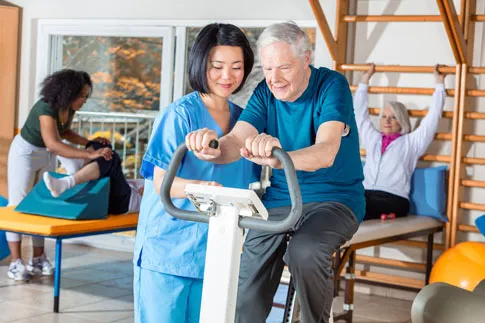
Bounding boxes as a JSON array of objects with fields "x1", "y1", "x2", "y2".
[
  {"x1": 88, "y1": 147, "x2": 113, "y2": 161},
  {"x1": 185, "y1": 128, "x2": 221, "y2": 161},
  {"x1": 241, "y1": 133, "x2": 282, "y2": 168}
]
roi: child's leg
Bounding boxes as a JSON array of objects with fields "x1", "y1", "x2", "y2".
[
  {"x1": 187, "y1": 278, "x2": 203, "y2": 323},
  {"x1": 73, "y1": 162, "x2": 101, "y2": 184},
  {"x1": 134, "y1": 266, "x2": 190, "y2": 323},
  {"x1": 44, "y1": 144, "x2": 99, "y2": 198},
  {"x1": 44, "y1": 158, "x2": 100, "y2": 198},
  {"x1": 56, "y1": 154, "x2": 85, "y2": 174}
]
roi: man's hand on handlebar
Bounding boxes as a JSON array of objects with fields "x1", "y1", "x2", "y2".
[
  {"x1": 185, "y1": 128, "x2": 221, "y2": 161},
  {"x1": 240, "y1": 133, "x2": 282, "y2": 168}
]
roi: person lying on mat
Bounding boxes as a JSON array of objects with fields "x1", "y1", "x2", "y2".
[
  {"x1": 355, "y1": 63, "x2": 447, "y2": 221},
  {"x1": 43, "y1": 141, "x2": 143, "y2": 215},
  {"x1": 6, "y1": 69, "x2": 112, "y2": 281}
]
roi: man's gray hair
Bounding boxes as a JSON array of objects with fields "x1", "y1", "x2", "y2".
[
  {"x1": 380, "y1": 101, "x2": 412, "y2": 134},
  {"x1": 257, "y1": 21, "x2": 312, "y2": 57}
]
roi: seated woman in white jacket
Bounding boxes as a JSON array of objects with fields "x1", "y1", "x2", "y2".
[{"x1": 354, "y1": 63, "x2": 446, "y2": 221}]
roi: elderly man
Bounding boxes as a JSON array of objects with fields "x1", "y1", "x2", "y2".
[{"x1": 185, "y1": 22, "x2": 364, "y2": 323}]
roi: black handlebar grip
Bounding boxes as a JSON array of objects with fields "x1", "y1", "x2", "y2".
[{"x1": 209, "y1": 139, "x2": 219, "y2": 149}]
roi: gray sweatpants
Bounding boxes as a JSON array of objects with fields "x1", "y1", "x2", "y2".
[{"x1": 235, "y1": 202, "x2": 359, "y2": 323}]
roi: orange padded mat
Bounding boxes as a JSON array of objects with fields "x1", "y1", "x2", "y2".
[{"x1": 0, "y1": 206, "x2": 138, "y2": 237}]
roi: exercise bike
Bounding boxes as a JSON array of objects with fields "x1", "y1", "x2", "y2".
[{"x1": 160, "y1": 141, "x2": 303, "y2": 322}]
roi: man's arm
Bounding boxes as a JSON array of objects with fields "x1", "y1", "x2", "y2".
[
  {"x1": 287, "y1": 121, "x2": 344, "y2": 172},
  {"x1": 243, "y1": 121, "x2": 345, "y2": 172}
]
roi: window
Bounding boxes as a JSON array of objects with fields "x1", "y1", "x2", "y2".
[
  {"x1": 36, "y1": 21, "x2": 174, "y2": 112},
  {"x1": 60, "y1": 36, "x2": 163, "y2": 113}
]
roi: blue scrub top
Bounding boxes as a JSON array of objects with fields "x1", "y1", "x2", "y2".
[{"x1": 133, "y1": 92, "x2": 261, "y2": 279}]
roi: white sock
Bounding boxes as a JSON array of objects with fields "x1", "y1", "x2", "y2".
[{"x1": 43, "y1": 172, "x2": 75, "y2": 198}]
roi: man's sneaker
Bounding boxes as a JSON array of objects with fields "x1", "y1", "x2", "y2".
[
  {"x1": 27, "y1": 254, "x2": 54, "y2": 276},
  {"x1": 7, "y1": 259, "x2": 31, "y2": 281}
]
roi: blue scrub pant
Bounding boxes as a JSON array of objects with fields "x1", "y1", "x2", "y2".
[{"x1": 134, "y1": 265, "x2": 203, "y2": 323}]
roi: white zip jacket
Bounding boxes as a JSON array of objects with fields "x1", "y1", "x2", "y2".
[{"x1": 354, "y1": 83, "x2": 446, "y2": 199}]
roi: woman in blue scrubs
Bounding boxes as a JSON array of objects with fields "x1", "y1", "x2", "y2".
[{"x1": 133, "y1": 23, "x2": 259, "y2": 323}]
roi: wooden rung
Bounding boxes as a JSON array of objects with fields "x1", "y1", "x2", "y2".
[
  {"x1": 351, "y1": 270, "x2": 424, "y2": 289},
  {"x1": 421, "y1": 154, "x2": 452, "y2": 162},
  {"x1": 467, "y1": 90, "x2": 485, "y2": 97},
  {"x1": 462, "y1": 157, "x2": 485, "y2": 165},
  {"x1": 361, "y1": 149, "x2": 451, "y2": 162},
  {"x1": 472, "y1": 15, "x2": 485, "y2": 22},
  {"x1": 339, "y1": 64, "x2": 455, "y2": 73},
  {"x1": 435, "y1": 133, "x2": 452, "y2": 140},
  {"x1": 461, "y1": 180, "x2": 485, "y2": 188},
  {"x1": 391, "y1": 240, "x2": 445, "y2": 251},
  {"x1": 350, "y1": 85, "x2": 455, "y2": 96},
  {"x1": 458, "y1": 224, "x2": 480, "y2": 233},
  {"x1": 465, "y1": 112, "x2": 485, "y2": 119},
  {"x1": 368, "y1": 107, "x2": 454, "y2": 118},
  {"x1": 468, "y1": 67, "x2": 485, "y2": 74},
  {"x1": 356, "y1": 255, "x2": 426, "y2": 271},
  {"x1": 342, "y1": 15, "x2": 442, "y2": 22},
  {"x1": 464, "y1": 134, "x2": 485, "y2": 142},
  {"x1": 459, "y1": 202, "x2": 485, "y2": 211}
]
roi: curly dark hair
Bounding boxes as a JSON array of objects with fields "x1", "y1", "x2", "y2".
[{"x1": 40, "y1": 69, "x2": 93, "y2": 111}]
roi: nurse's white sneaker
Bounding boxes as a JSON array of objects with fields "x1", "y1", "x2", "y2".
[
  {"x1": 7, "y1": 259, "x2": 31, "y2": 281},
  {"x1": 27, "y1": 254, "x2": 55, "y2": 276}
]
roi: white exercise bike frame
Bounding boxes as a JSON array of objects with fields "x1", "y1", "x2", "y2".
[{"x1": 160, "y1": 142, "x2": 302, "y2": 323}]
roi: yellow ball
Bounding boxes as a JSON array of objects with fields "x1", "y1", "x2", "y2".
[{"x1": 429, "y1": 242, "x2": 485, "y2": 291}]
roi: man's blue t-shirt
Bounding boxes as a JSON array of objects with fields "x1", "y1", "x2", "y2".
[{"x1": 239, "y1": 66, "x2": 365, "y2": 222}]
